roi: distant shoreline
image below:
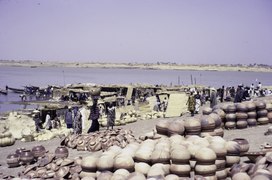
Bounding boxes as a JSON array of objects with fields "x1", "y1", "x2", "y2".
[{"x1": 0, "y1": 60, "x2": 272, "y2": 73}]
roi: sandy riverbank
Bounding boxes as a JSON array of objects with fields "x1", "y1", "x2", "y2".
[{"x1": 1, "y1": 60, "x2": 272, "y2": 73}]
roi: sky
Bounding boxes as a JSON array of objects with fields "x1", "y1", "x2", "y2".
[{"x1": 0, "y1": 0, "x2": 272, "y2": 65}]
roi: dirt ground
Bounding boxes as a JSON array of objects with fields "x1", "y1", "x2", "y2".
[{"x1": 1, "y1": 96, "x2": 272, "y2": 177}]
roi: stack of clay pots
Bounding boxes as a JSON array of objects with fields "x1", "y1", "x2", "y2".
[
  {"x1": 225, "y1": 141, "x2": 241, "y2": 169},
  {"x1": 200, "y1": 115, "x2": 216, "y2": 137},
  {"x1": 0, "y1": 130, "x2": 15, "y2": 147},
  {"x1": 184, "y1": 118, "x2": 201, "y2": 136},
  {"x1": 194, "y1": 147, "x2": 217, "y2": 179},
  {"x1": 236, "y1": 103, "x2": 248, "y2": 129},
  {"x1": 224, "y1": 103, "x2": 237, "y2": 129},
  {"x1": 256, "y1": 101, "x2": 269, "y2": 125},
  {"x1": 169, "y1": 135, "x2": 191, "y2": 177},
  {"x1": 247, "y1": 101, "x2": 257, "y2": 126}
]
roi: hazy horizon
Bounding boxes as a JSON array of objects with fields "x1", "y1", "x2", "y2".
[{"x1": 0, "y1": 0, "x2": 272, "y2": 65}]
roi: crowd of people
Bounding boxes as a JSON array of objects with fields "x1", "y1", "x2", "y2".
[{"x1": 186, "y1": 82, "x2": 271, "y2": 116}]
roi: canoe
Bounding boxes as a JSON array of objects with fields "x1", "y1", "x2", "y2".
[
  {"x1": 0, "y1": 89, "x2": 7, "y2": 95},
  {"x1": 7, "y1": 87, "x2": 25, "y2": 93}
]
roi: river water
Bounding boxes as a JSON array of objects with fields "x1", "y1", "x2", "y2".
[{"x1": 0, "y1": 66, "x2": 271, "y2": 113}]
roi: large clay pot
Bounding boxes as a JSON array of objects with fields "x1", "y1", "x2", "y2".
[
  {"x1": 255, "y1": 101, "x2": 266, "y2": 110},
  {"x1": 195, "y1": 147, "x2": 217, "y2": 165},
  {"x1": 203, "y1": 107, "x2": 213, "y2": 115},
  {"x1": 247, "y1": 111, "x2": 257, "y2": 119},
  {"x1": 247, "y1": 118, "x2": 257, "y2": 127},
  {"x1": 6, "y1": 153, "x2": 20, "y2": 168},
  {"x1": 170, "y1": 164, "x2": 191, "y2": 177},
  {"x1": 184, "y1": 118, "x2": 201, "y2": 136},
  {"x1": 55, "y1": 146, "x2": 69, "y2": 158},
  {"x1": 236, "y1": 112, "x2": 248, "y2": 120},
  {"x1": 156, "y1": 120, "x2": 170, "y2": 135},
  {"x1": 236, "y1": 103, "x2": 248, "y2": 112},
  {"x1": 258, "y1": 117, "x2": 269, "y2": 125},
  {"x1": 266, "y1": 103, "x2": 272, "y2": 112},
  {"x1": 226, "y1": 141, "x2": 241, "y2": 155},
  {"x1": 226, "y1": 104, "x2": 236, "y2": 113},
  {"x1": 257, "y1": 109, "x2": 268, "y2": 118},
  {"x1": 236, "y1": 120, "x2": 248, "y2": 129},
  {"x1": 32, "y1": 145, "x2": 46, "y2": 158},
  {"x1": 20, "y1": 150, "x2": 34, "y2": 165},
  {"x1": 225, "y1": 121, "x2": 236, "y2": 129},
  {"x1": 195, "y1": 163, "x2": 217, "y2": 176},
  {"x1": 167, "y1": 120, "x2": 185, "y2": 136},
  {"x1": 247, "y1": 102, "x2": 256, "y2": 111},
  {"x1": 200, "y1": 116, "x2": 215, "y2": 132},
  {"x1": 232, "y1": 138, "x2": 249, "y2": 154},
  {"x1": 15, "y1": 147, "x2": 26, "y2": 157},
  {"x1": 209, "y1": 113, "x2": 222, "y2": 128},
  {"x1": 225, "y1": 113, "x2": 236, "y2": 121}
]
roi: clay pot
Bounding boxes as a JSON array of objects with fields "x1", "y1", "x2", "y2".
[
  {"x1": 255, "y1": 101, "x2": 266, "y2": 110},
  {"x1": 6, "y1": 153, "x2": 20, "y2": 168},
  {"x1": 195, "y1": 147, "x2": 217, "y2": 165},
  {"x1": 171, "y1": 148, "x2": 191, "y2": 164},
  {"x1": 247, "y1": 102, "x2": 256, "y2": 111},
  {"x1": 232, "y1": 172, "x2": 250, "y2": 180},
  {"x1": 156, "y1": 120, "x2": 170, "y2": 135},
  {"x1": 15, "y1": 147, "x2": 26, "y2": 157},
  {"x1": 209, "y1": 113, "x2": 222, "y2": 128},
  {"x1": 32, "y1": 145, "x2": 46, "y2": 158},
  {"x1": 226, "y1": 104, "x2": 236, "y2": 113},
  {"x1": 247, "y1": 118, "x2": 257, "y2": 127},
  {"x1": 226, "y1": 155, "x2": 240, "y2": 167},
  {"x1": 195, "y1": 163, "x2": 217, "y2": 176},
  {"x1": 236, "y1": 103, "x2": 248, "y2": 112},
  {"x1": 81, "y1": 156, "x2": 98, "y2": 172},
  {"x1": 213, "y1": 108, "x2": 226, "y2": 120},
  {"x1": 268, "y1": 112, "x2": 272, "y2": 123},
  {"x1": 216, "y1": 169, "x2": 227, "y2": 180},
  {"x1": 225, "y1": 113, "x2": 236, "y2": 121},
  {"x1": 167, "y1": 120, "x2": 185, "y2": 136},
  {"x1": 184, "y1": 118, "x2": 201, "y2": 136},
  {"x1": 226, "y1": 141, "x2": 241, "y2": 155},
  {"x1": 170, "y1": 164, "x2": 191, "y2": 177},
  {"x1": 258, "y1": 117, "x2": 269, "y2": 125},
  {"x1": 203, "y1": 107, "x2": 213, "y2": 115},
  {"x1": 236, "y1": 120, "x2": 248, "y2": 129},
  {"x1": 225, "y1": 121, "x2": 236, "y2": 129},
  {"x1": 55, "y1": 166, "x2": 70, "y2": 178},
  {"x1": 257, "y1": 109, "x2": 268, "y2": 118},
  {"x1": 20, "y1": 150, "x2": 34, "y2": 165},
  {"x1": 214, "y1": 128, "x2": 224, "y2": 137},
  {"x1": 134, "y1": 162, "x2": 151, "y2": 176},
  {"x1": 236, "y1": 112, "x2": 248, "y2": 120},
  {"x1": 55, "y1": 146, "x2": 69, "y2": 158},
  {"x1": 200, "y1": 116, "x2": 215, "y2": 132},
  {"x1": 247, "y1": 111, "x2": 257, "y2": 119},
  {"x1": 266, "y1": 103, "x2": 272, "y2": 112},
  {"x1": 232, "y1": 138, "x2": 249, "y2": 154}
]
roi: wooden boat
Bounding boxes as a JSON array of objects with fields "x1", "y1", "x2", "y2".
[
  {"x1": 0, "y1": 89, "x2": 8, "y2": 95},
  {"x1": 7, "y1": 86, "x2": 25, "y2": 93}
]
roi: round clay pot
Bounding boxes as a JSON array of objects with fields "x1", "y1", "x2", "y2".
[
  {"x1": 226, "y1": 141, "x2": 241, "y2": 155},
  {"x1": 247, "y1": 102, "x2": 256, "y2": 111},
  {"x1": 236, "y1": 120, "x2": 248, "y2": 129},
  {"x1": 156, "y1": 120, "x2": 170, "y2": 135},
  {"x1": 213, "y1": 108, "x2": 226, "y2": 120},
  {"x1": 195, "y1": 163, "x2": 217, "y2": 176},
  {"x1": 15, "y1": 147, "x2": 26, "y2": 157},
  {"x1": 203, "y1": 107, "x2": 213, "y2": 115},
  {"x1": 226, "y1": 104, "x2": 236, "y2": 113},
  {"x1": 247, "y1": 111, "x2": 257, "y2": 119},
  {"x1": 225, "y1": 121, "x2": 236, "y2": 129},
  {"x1": 32, "y1": 145, "x2": 46, "y2": 158},
  {"x1": 236, "y1": 112, "x2": 248, "y2": 120},
  {"x1": 200, "y1": 115, "x2": 215, "y2": 132},
  {"x1": 20, "y1": 150, "x2": 34, "y2": 165},
  {"x1": 6, "y1": 153, "x2": 20, "y2": 168},
  {"x1": 170, "y1": 164, "x2": 191, "y2": 177},
  {"x1": 236, "y1": 103, "x2": 248, "y2": 112},
  {"x1": 167, "y1": 120, "x2": 185, "y2": 136},
  {"x1": 195, "y1": 147, "x2": 217, "y2": 165},
  {"x1": 266, "y1": 103, "x2": 272, "y2": 112},
  {"x1": 257, "y1": 109, "x2": 268, "y2": 118},
  {"x1": 247, "y1": 118, "x2": 257, "y2": 127},
  {"x1": 255, "y1": 101, "x2": 266, "y2": 110},
  {"x1": 209, "y1": 113, "x2": 222, "y2": 128},
  {"x1": 214, "y1": 128, "x2": 224, "y2": 137},
  {"x1": 258, "y1": 117, "x2": 269, "y2": 125},
  {"x1": 225, "y1": 113, "x2": 236, "y2": 121},
  {"x1": 55, "y1": 146, "x2": 69, "y2": 158},
  {"x1": 184, "y1": 118, "x2": 201, "y2": 136},
  {"x1": 232, "y1": 138, "x2": 249, "y2": 154}
]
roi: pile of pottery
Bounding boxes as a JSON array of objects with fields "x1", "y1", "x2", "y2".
[
  {"x1": 229, "y1": 152, "x2": 272, "y2": 180},
  {"x1": 11, "y1": 146, "x2": 83, "y2": 179},
  {"x1": 221, "y1": 100, "x2": 272, "y2": 129},
  {"x1": 62, "y1": 128, "x2": 140, "y2": 152},
  {"x1": 155, "y1": 114, "x2": 224, "y2": 138},
  {"x1": 0, "y1": 125, "x2": 15, "y2": 147}
]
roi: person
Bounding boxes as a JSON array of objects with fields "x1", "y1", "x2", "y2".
[
  {"x1": 44, "y1": 112, "x2": 52, "y2": 130},
  {"x1": 257, "y1": 82, "x2": 262, "y2": 90},
  {"x1": 234, "y1": 85, "x2": 244, "y2": 103},
  {"x1": 250, "y1": 83, "x2": 255, "y2": 97},
  {"x1": 73, "y1": 106, "x2": 82, "y2": 134},
  {"x1": 186, "y1": 92, "x2": 195, "y2": 116},
  {"x1": 88, "y1": 97, "x2": 100, "y2": 133},
  {"x1": 194, "y1": 91, "x2": 201, "y2": 114},
  {"x1": 65, "y1": 107, "x2": 73, "y2": 129},
  {"x1": 106, "y1": 102, "x2": 116, "y2": 130},
  {"x1": 162, "y1": 97, "x2": 168, "y2": 112},
  {"x1": 33, "y1": 109, "x2": 41, "y2": 132},
  {"x1": 210, "y1": 88, "x2": 217, "y2": 108},
  {"x1": 220, "y1": 86, "x2": 225, "y2": 102}
]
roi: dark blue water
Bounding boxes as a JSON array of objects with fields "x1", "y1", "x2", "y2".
[{"x1": 1, "y1": 66, "x2": 271, "y2": 113}]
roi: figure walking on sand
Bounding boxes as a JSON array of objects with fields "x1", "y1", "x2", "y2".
[
  {"x1": 73, "y1": 107, "x2": 82, "y2": 134},
  {"x1": 194, "y1": 91, "x2": 201, "y2": 114},
  {"x1": 107, "y1": 102, "x2": 116, "y2": 130},
  {"x1": 88, "y1": 97, "x2": 100, "y2": 133},
  {"x1": 187, "y1": 91, "x2": 196, "y2": 116},
  {"x1": 210, "y1": 88, "x2": 217, "y2": 109}
]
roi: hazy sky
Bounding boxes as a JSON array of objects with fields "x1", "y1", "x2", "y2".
[{"x1": 0, "y1": 0, "x2": 272, "y2": 65}]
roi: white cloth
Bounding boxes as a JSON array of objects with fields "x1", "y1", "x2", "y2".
[
  {"x1": 44, "y1": 114, "x2": 51, "y2": 129},
  {"x1": 195, "y1": 99, "x2": 201, "y2": 112}
]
